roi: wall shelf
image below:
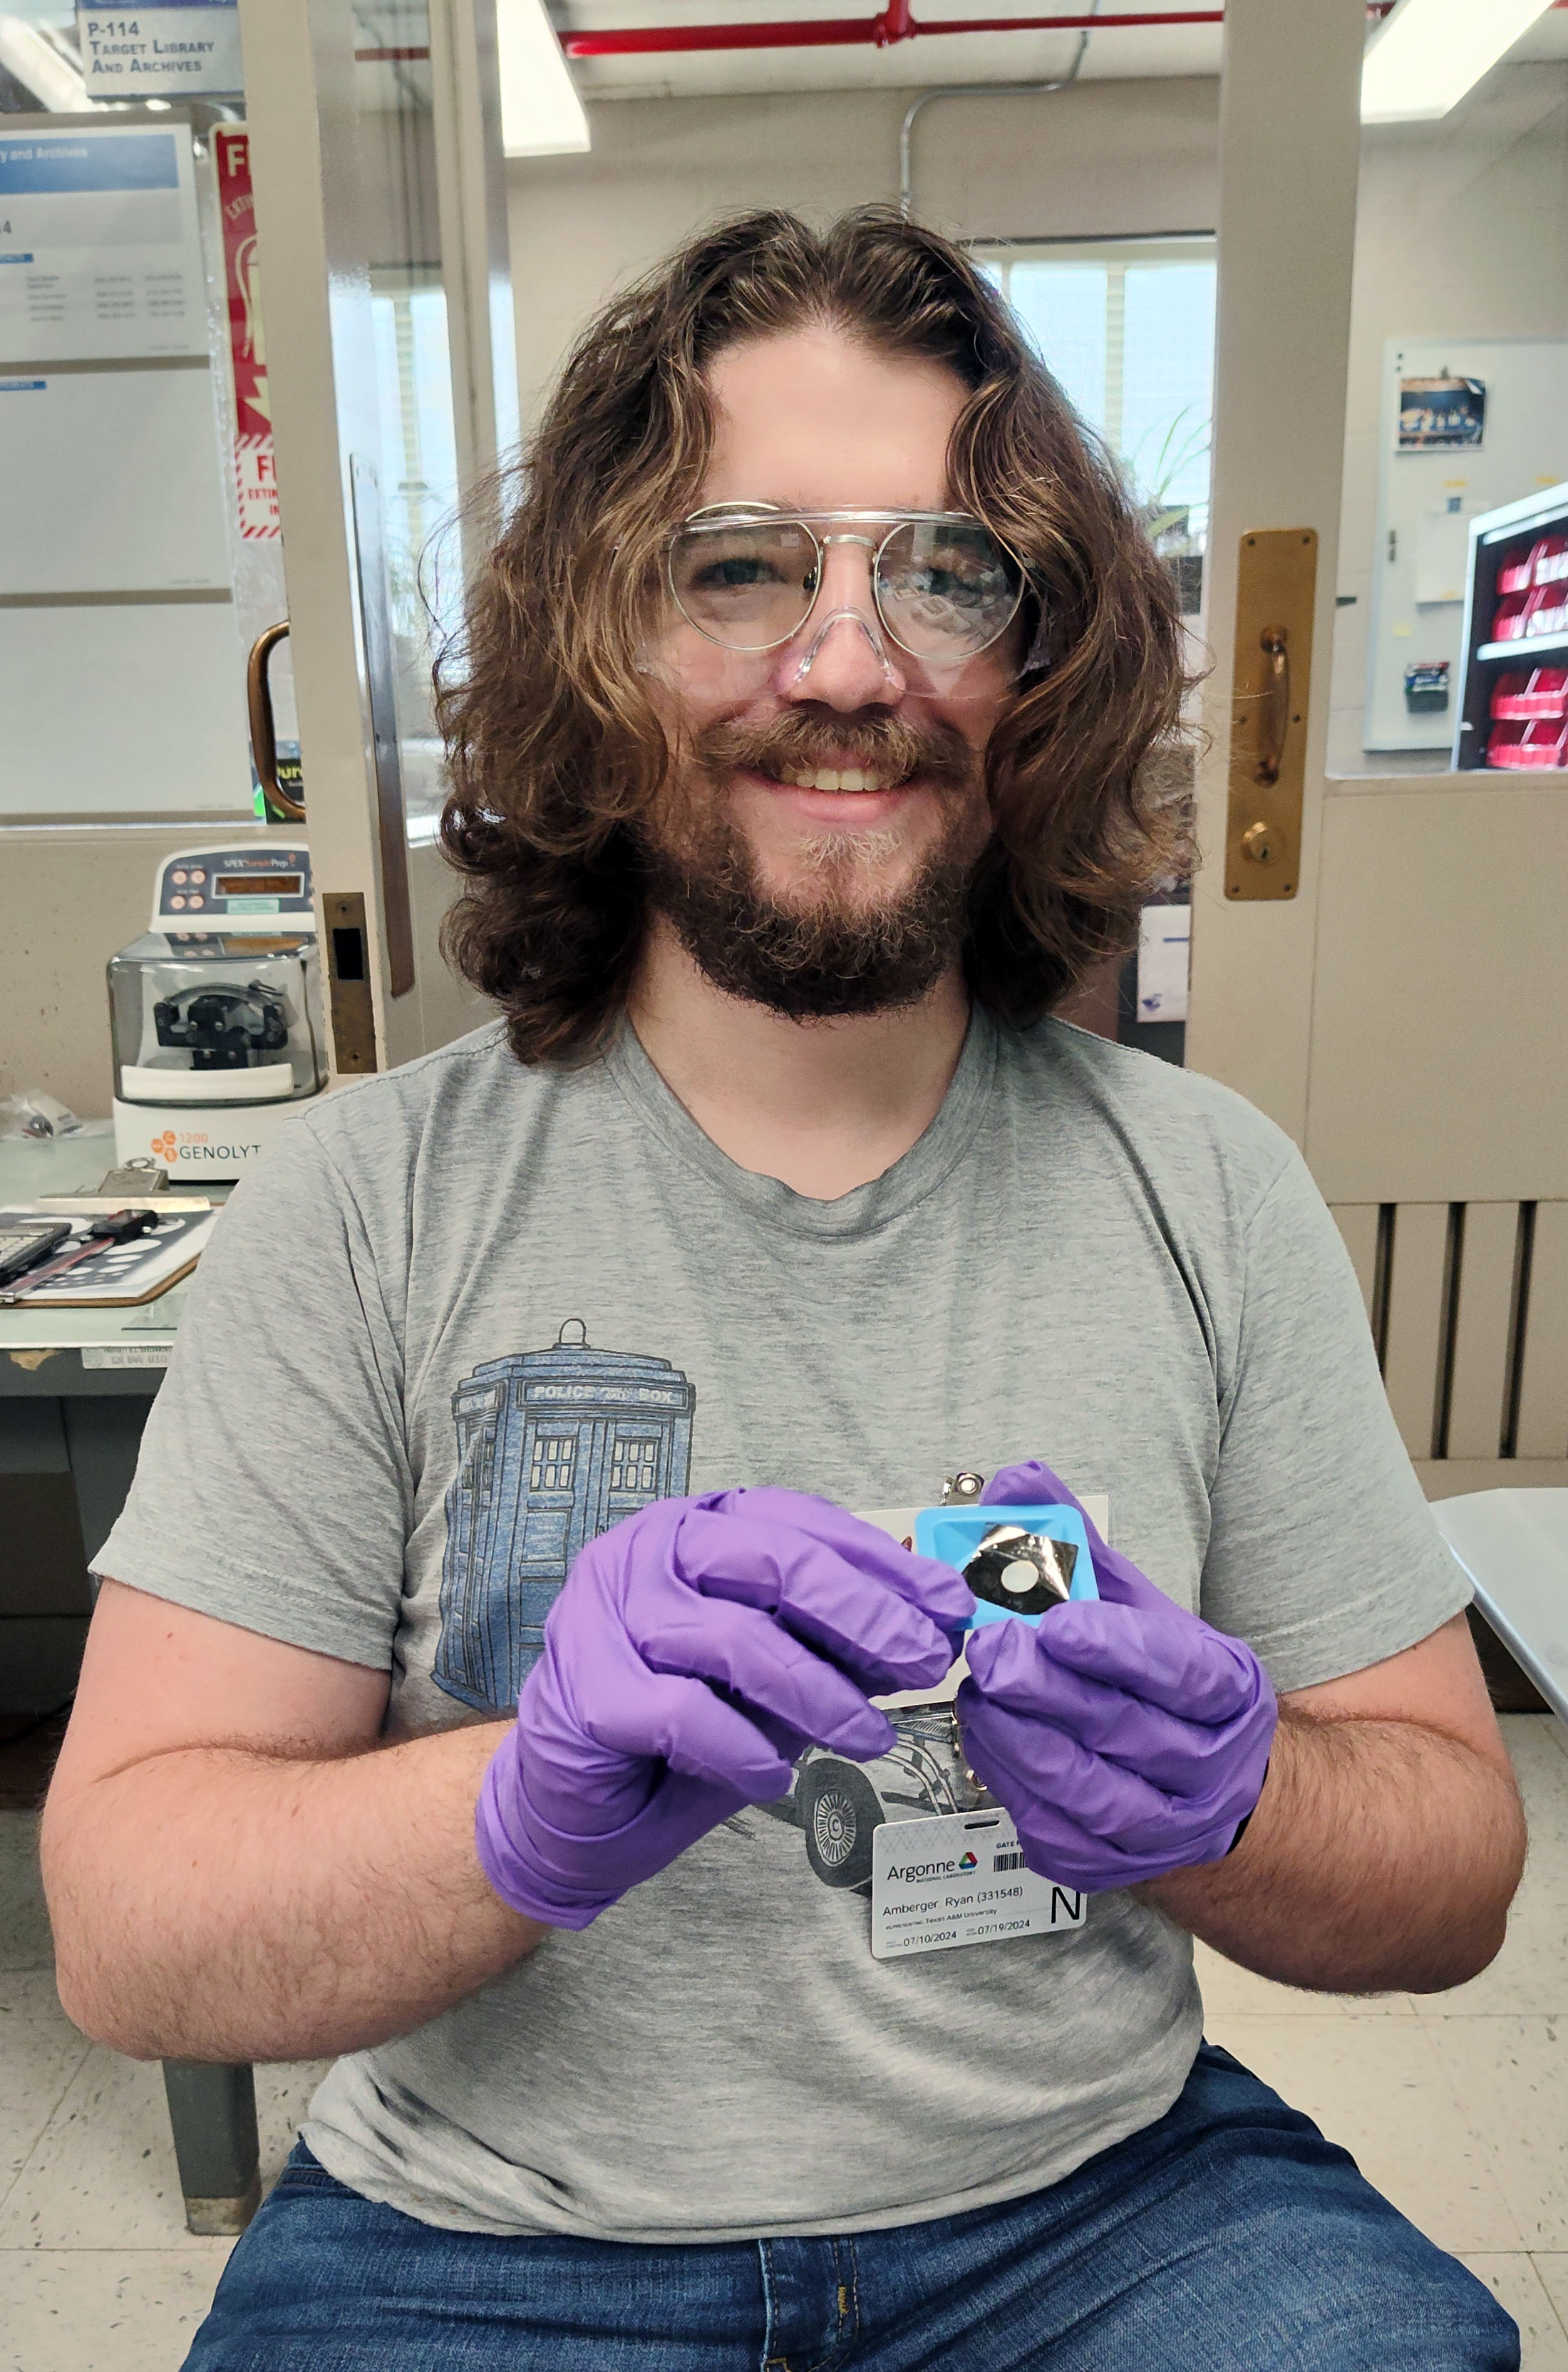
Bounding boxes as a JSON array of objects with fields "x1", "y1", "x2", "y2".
[{"x1": 1476, "y1": 631, "x2": 1568, "y2": 663}]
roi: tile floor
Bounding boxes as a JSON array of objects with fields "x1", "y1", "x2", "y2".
[{"x1": 4, "y1": 1718, "x2": 1568, "y2": 2368}]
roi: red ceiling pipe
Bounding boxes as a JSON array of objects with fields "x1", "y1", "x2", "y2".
[
  {"x1": 357, "y1": 0, "x2": 1558, "y2": 68},
  {"x1": 559, "y1": 0, "x2": 1568, "y2": 61},
  {"x1": 563, "y1": 8, "x2": 1223, "y2": 56},
  {"x1": 564, "y1": 16, "x2": 902, "y2": 49}
]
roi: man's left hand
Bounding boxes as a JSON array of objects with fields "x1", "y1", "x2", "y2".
[{"x1": 956, "y1": 1459, "x2": 1277, "y2": 1892}]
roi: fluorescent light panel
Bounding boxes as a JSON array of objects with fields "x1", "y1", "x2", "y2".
[
  {"x1": 0, "y1": 16, "x2": 93, "y2": 112},
  {"x1": 497, "y1": 0, "x2": 589, "y2": 156},
  {"x1": 1361, "y1": 0, "x2": 1557, "y2": 123}
]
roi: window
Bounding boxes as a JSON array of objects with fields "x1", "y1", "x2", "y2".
[
  {"x1": 529, "y1": 1433, "x2": 577, "y2": 1494},
  {"x1": 609, "y1": 1437, "x2": 660, "y2": 1495},
  {"x1": 978, "y1": 239, "x2": 1217, "y2": 614},
  {"x1": 369, "y1": 269, "x2": 461, "y2": 842}
]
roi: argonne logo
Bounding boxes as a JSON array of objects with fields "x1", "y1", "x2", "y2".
[{"x1": 958, "y1": 1851, "x2": 978, "y2": 1870}]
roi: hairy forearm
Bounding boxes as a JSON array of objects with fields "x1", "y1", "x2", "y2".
[
  {"x1": 42, "y1": 1723, "x2": 545, "y2": 2061},
  {"x1": 1138, "y1": 1706, "x2": 1526, "y2": 1994}
]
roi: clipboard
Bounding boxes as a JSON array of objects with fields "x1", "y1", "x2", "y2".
[{"x1": 0, "y1": 1210, "x2": 217, "y2": 1306}]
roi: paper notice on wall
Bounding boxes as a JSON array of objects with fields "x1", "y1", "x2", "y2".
[
  {"x1": 213, "y1": 127, "x2": 277, "y2": 539},
  {"x1": 0, "y1": 366, "x2": 232, "y2": 592},
  {"x1": 0, "y1": 123, "x2": 204, "y2": 363},
  {"x1": 1136, "y1": 904, "x2": 1190, "y2": 1024},
  {"x1": 1415, "y1": 494, "x2": 1484, "y2": 607},
  {"x1": 77, "y1": 2, "x2": 244, "y2": 99}
]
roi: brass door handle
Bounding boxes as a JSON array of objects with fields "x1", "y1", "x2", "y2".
[
  {"x1": 1257, "y1": 624, "x2": 1290, "y2": 785},
  {"x1": 1226, "y1": 528, "x2": 1314, "y2": 902},
  {"x1": 246, "y1": 621, "x2": 304, "y2": 821}
]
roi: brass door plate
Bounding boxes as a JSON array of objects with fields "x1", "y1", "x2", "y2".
[
  {"x1": 1224, "y1": 527, "x2": 1317, "y2": 900},
  {"x1": 323, "y1": 890, "x2": 380, "y2": 1074}
]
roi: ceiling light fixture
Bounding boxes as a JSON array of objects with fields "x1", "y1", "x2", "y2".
[
  {"x1": 1361, "y1": 0, "x2": 1557, "y2": 123},
  {"x1": 0, "y1": 15, "x2": 93, "y2": 110},
  {"x1": 497, "y1": 0, "x2": 589, "y2": 155}
]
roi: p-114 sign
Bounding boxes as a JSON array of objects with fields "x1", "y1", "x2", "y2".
[{"x1": 77, "y1": 4, "x2": 244, "y2": 100}]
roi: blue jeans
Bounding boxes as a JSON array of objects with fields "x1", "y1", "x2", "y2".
[{"x1": 182, "y1": 2043, "x2": 1517, "y2": 2371}]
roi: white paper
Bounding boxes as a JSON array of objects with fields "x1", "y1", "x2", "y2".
[
  {"x1": 870, "y1": 1808, "x2": 1087, "y2": 1959},
  {"x1": 0, "y1": 599, "x2": 252, "y2": 815},
  {"x1": 0, "y1": 123, "x2": 205, "y2": 363},
  {"x1": 1415, "y1": 497, "x2": 1485, "y2": 607},
  {"x1": 0, "y1": 368, "x2": 229, "y2": 593},
  {"x1": 1136, "y1": 904, "x2": 1190, "y2": 1024}
]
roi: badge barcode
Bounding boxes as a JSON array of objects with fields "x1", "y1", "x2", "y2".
[{"x1": 993, "y1": 1847, "x2": 1026, "y2": 1872}]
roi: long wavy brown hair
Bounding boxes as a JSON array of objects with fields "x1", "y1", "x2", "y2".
[{"x1": 437, "y1": 206, "x2": 1194, "y2": 1064}]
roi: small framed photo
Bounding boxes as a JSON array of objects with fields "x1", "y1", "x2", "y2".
[{"x1": 1398, "y1": 375, "x2": 1486, "y2": 452}]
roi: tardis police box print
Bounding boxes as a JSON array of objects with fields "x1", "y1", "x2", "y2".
[{"x1": 433, "y1": 1321, "x2": 696, "y2": 1714}]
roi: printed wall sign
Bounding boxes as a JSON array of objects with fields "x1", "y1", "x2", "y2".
[
  {"x1": 77, "y1": 2, "x2": 244, "y2": 100},
  {"x1": 214, "y1": 126, "x2": 277, "y2": 539},
  {"x1": 0, "y1": 124, "x2": 202, "y2": 364}
]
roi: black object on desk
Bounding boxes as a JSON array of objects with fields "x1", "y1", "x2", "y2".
[
  {"x1": 1, "y1": 1210, "x2": 160, "y2": 1304},
  {"x1": 0, "y1": 1220, "x2": 71, "y2": 1287}
]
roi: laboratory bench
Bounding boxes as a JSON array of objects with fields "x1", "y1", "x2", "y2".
[{"x1": 1, "y1": 1135, "x2": 260, "y2": 2234}]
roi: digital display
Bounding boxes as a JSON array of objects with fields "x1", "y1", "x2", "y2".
[{"x1": 215, "y1": 873, "x2": 304, "y2": 898}]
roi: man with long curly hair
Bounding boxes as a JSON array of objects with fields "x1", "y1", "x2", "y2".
[{"x1": 46, "y1": 210, "x2": 1522, "y2": 2368}]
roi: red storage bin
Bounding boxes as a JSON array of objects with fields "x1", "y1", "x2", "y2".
[
  {"x1": 1492, "y1": 593, "x2": 1533, "y2": 641},
  {"x1": 1517, "y1": 719, "x2": 1568, "y2": 766},
  {"x1": 1489, "y1": 717, "x2": 1568, "y2": 768},
  {"x1": 1498, "y1": 543, "x2": 1542, "y2": 595},
  {"x1": 1492, "y1": 666, "x2": 1568, "y2": 721},
  {"x1": 1535, "y1": 534, "x2": 1568, "y2": 586},
  {"x1": 1530, "y1": 587, "x2": 1568, "y2": 636}
]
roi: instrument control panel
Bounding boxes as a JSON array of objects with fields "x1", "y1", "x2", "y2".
[{"x1": 152, "y1": 845, "x2": 314, "y2": 931}]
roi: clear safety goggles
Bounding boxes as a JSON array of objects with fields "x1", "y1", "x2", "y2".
[{"x1": 665, "y1": 504, "x2": 1026, "y2": 671}]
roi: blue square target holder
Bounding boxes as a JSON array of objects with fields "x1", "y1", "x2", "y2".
[{"x1": 914, "y1": 1503, "x2": 1100, "y2": 1631}]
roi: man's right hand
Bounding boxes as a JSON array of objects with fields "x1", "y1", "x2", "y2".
[{"x1": 475, "y1": 1485, "x2": 974, "y2": 1928}]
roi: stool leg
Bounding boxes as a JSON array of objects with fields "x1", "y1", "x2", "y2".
[{"x1": 162, "y1": 2061, "x2": 261, "y2": 2235}]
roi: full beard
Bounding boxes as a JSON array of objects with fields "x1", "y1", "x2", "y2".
[{"x1": 634, "y1": 711, "x2": 990, "y2": 1021}]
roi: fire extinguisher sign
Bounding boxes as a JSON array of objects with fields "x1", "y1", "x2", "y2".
[{"x1": 214, "y1": 126, "x2": 279, "y2": 540}]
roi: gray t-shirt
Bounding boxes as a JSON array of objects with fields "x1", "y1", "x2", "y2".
[{"x1": 97, "y1": 1009, "x2": 1470, "y2": 2244}]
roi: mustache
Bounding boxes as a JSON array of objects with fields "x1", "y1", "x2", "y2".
[{"x1": 690, "y1": 709, "x2": 978, "y2": 793}]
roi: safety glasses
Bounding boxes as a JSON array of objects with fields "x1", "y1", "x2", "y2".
[{"x1": 666, "y1": 504, "x2": 1026, "y2": 667}]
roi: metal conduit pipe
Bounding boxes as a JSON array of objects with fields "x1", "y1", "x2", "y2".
[
  {"x1": 899, "y1": 84, "x2": 1064, "y2": 216},
  {"x1": 899, "y1": 0, "x2": 1094, "y2": 217}
]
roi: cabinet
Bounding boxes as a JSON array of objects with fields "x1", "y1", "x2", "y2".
[{"x1": 1453, "y1": 483, "x2": 1568, "y2": 773}]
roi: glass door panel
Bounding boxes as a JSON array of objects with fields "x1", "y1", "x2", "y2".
[
  {"x1": 0, "y1": 63, "x2": 269, "y2": 816},
  {"x1": 355, "y1": 8, "x2": 462, "y2": 840},
  {"x1": 1321, "y1": 26, "x2": 1568, "y2": 779}
]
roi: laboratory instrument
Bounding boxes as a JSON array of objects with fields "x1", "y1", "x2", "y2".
[{"x1": 108, "y1": 844, "x2": 328, "y2": 1178}]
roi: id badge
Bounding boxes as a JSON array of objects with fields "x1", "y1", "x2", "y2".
[{"x1": 870, "y1": 1808, "x2": 1087, "y2": 1959}]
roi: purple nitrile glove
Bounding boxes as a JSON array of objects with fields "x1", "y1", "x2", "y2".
[
  {"x1": 955, "y1": 1460, "x2": 1276, "y2": 1894},
  {"x1": 477, "y1": 1485, "x2": 975, "y2": 1929}
]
